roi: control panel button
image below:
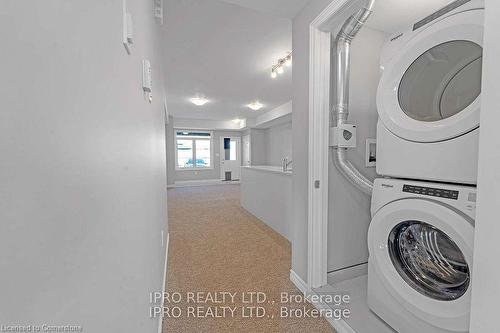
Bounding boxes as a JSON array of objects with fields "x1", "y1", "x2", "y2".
[{"x1": 403, "y1": 184, "x2": 459, "y2": 200}]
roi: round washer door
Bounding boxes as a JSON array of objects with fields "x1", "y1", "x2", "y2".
[
  {"x1": 377, "y1": 9, "x2": 483, "y2": 143},
  {"x1": 368, "y1": 198, "x2": 474, "y2": 332}
]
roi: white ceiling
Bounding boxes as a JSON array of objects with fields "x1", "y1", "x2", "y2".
[
  {"x1": 162, "y1": 0, "x2": 454, "y2": 122},
  {"x1": 162, "y1": 0, "x2": 292, "y2": 121},
  {"x1": 217, "y1": 0, "x2": 312, "y2": 19}
]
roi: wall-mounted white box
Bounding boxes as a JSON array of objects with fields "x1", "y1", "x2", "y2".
[{"x1": 329, "y1": 124, "x2": 357, "y2": 148}]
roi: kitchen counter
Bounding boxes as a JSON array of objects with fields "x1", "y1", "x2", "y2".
[{"x1": 241, "y1": 165, "x2": 292, "y2": 175}]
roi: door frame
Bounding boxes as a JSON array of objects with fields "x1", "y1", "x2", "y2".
[
  {"x1": 219, "y1": 136, "x2": 242, "y2": 180},
  {"x1": 307, "y1": 0, "x2": 351, "y2": 290},
  {"x1": 307, "y1": 1, "x2": 496, "y2": 332}
]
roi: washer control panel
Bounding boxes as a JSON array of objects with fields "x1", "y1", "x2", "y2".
[{"x1": 403, "y1": 184, "x2": 459, "y2": 200}]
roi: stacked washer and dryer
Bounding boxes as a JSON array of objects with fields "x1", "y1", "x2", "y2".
[{"x1": 368, "y1": 1, "x2": 483, "y2": 333}]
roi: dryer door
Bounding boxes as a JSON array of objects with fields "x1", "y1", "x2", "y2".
[
  {"x1": 377, "y1": 9, "x2": 483, "y2": 143},
  {"x1": 368, "y1": 198, "x2": 474, "y2": 331}
]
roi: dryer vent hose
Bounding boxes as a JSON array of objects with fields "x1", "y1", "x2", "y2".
[{"x1": 331, "y1": 0, "x2": 375, "y2": 195}]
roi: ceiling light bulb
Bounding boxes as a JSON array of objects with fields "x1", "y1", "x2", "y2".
[
  {"x1": 247, "y1": 102, "x2": 263, "y2": 111},
  {"x1": 277, "y1": 66, "x2": 284, "y2": 74},
  {"x1": 190, "y1": 97, "x2": 209, "y2": 106},
  {"x1": 232, "y1": 118, "x2": 241, "y2": 124},
  {"x1": 271, "y1": 70, "x2": 277, "y2": 79},
  {"x1": 285, "y1": 56, "x2": 292, "y2": 67}
]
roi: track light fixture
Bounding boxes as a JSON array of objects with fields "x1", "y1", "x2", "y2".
[{"x1": 270, "y1": 52, "x2": 292, "y2": 79}]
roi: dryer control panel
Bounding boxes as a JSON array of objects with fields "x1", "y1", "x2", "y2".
[
  {"x1": 403, "y1": 184, "x2": 459, "y2": 200},
  {"x1": 413, "y1": 0, "x2": 471, "y2": 31}
]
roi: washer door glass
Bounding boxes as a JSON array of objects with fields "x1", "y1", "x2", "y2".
[
  {"x1": 388, "y1": 221, "x2": 470, "y2": 301},
  {"x1": 398, "y1": 40, "x2": 482, "y2": 122}
]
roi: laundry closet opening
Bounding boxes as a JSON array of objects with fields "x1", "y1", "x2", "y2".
[{"x1": 307, "y1": 1, "x2": 483, "y2": 333}]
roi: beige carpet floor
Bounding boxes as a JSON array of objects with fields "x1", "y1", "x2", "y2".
[{"x1": 162, "y1": 184, "x2": 335, "y2": 333}]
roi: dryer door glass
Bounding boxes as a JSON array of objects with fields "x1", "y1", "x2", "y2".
[
  {"x1": 388, "y1": 220, "x2": 470, "y2": 301},
  {"x1": 398, "y1": 40, "x2": 482, "y2": 122}
]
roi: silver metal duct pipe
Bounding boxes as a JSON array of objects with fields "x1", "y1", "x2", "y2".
[{"x1": 332, "y1": 0, "x2": 375, "y2": 195}]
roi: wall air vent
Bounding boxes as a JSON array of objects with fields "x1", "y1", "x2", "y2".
[{"x1": 413, "y1": 0, "x2": 471, "y2": 31}]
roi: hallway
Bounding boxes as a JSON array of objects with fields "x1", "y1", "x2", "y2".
[{"x1": 164, "y1": 184, "x2": 334, "y2": 332}]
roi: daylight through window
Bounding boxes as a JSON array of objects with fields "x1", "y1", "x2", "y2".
[{"x1": 176, "y1": 131, "x2": 212, "y2": 169}]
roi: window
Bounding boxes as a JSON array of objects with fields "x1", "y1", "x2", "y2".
[{"x1": 175, "y1": 130, "x2": 212, "y2": 169}]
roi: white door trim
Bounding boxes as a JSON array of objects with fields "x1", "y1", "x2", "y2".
[{"x1": 307, "y1": 0, "x2": 351, "y2": 290}]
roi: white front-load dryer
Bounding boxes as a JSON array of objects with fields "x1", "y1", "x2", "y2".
[
  {"x1": 376, "y1": 0, "x2": 484, "y2": 185},
  {"x1": 367, "y1": 178, "x2": 476, "y2": 333}
]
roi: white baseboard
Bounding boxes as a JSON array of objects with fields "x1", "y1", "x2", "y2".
[
  {"x1": 290, "y1": 269, "x2": 308, "y2": 294},
  {"x1": 158, "y1": 232, "x2": 170, "y2": 333},
  {"x1": 167, "y1": 179, "x2": 240, "y2": 188},
  {"x1": 289, "y1": 269, "x2": 356, "y2": 333}
]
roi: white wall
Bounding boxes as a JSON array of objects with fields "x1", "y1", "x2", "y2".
[
  {"x1": 0, "y1": 1, "x2": 167, "y2": 332},
  {"x1": 242, "y1": 133, "x2": 251, "y2": 166},
  {"x1": 255, "y1": 101, "x2": 292, "y2": 127},
  {"x1": 250, "y1": 128, "x2": 268, "y2": 165},
  {"x1": 242, "y1": 123, "x2": 292, "y2": 167},
  {"x1": 327, "y1": 27, "x2": 386, "y2": 272},
  {"x1": 469, "y1": 0, "x2": 500, "y2": 331},
  {"x1": 173, "y1": 117, "x2": 245, "y2": 131},
  {"x1": 291, "y1": 0, "x2": 334, "y2": 281},
  {"x1": 264, "y1": 122, "x2": 293, "y2": 166}
]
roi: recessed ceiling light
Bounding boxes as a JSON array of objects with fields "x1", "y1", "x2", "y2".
[
  {"x1": 247, "y1": 102, "x2": 263, "y2": 111},
  {"x1": 190, "y1": 97, "x2": 209, "y2": 106}
]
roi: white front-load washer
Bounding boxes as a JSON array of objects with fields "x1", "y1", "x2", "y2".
[
  {"x1": 367, "y1": 178, "x2": 476, "y2": 333},
  {"x1": 376, "y1": 0, "x2": 484, "y2": 185}
]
